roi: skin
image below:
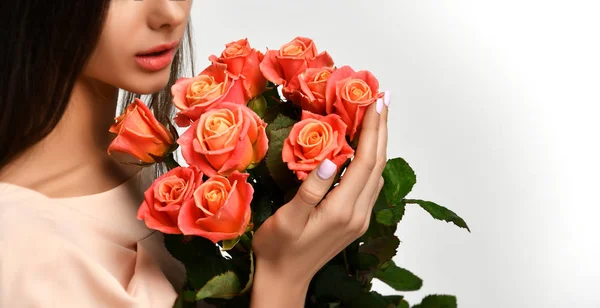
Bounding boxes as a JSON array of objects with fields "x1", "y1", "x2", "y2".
[
  {"x1": 251, "y1": 102, "x2": 389, "y2": 307},
  {"x1": 0, "y1": 0, "x2": 390, "y2": 306},
  {"x1": 0, "y1": 0, "x2": 190, "y2": 196}
]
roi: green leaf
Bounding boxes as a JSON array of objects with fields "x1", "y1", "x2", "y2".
[
  {"x1": 362, "y1": 212, "x2": 398, "y2": 240},
  {"x1": 182, "y1": 290, "x2": 196, "y2": 302},
  {"x1": 164, "y1": 234, "x2": 219, "y2": 264},
  {"x1": 382, "y1": 158, "x2": 417, "y2": 204},
  {"x1": 405, "y1": 199, "x2": 470, "y2": 232},
  {"x1": 346, "y1": 291, "x2": 398, "y2": 308},
  {"x1": 357, "y1": 253, "x2": 380, "y2": 271},
  {"x1": 250, "y1": 194, "x2": 273, "y2": 230},
  {"x1": 412, "y1": 295, "x2": 457, "y2": 308},
  {"x1": 313, "y1": 265, "x2": 363, "y2": 302},
  {"x1": 247, "y1": 95, "x2": 267, "y2": 118},
  {"x1": 266, "y1": 113, "x2": 296, "y2": 132},
  {"x1": 265, "y1": 114, "x2": 299, "y2": 190},
  {"x1": 220, "y1": 236, "x2": 241, "y2": 251},
  {"x1": 359, "y1": 235, "x2": 400, "y2": 266},
  {"x1": 239, "y1": 252, "x2": 255, "y2": 294},
  {"x1": 373, "y1": 190, "x2": 390, "y2": 212},
  {"x1": 374, "y1": 261, "x2": 423, "y2": 291},
  {"x1": 195, "y1": 271, "x2": 241, "y2": 300},
  {"x1": 391, "y1": 297, "x2": 410, "y2": 308},
  {"x1": 384, "y1": 295, "x2": 410, "y2": 308},
  {"x1": 165, "y1": 235, "x2": 237, "y2": 294},
  {"x1": 376, "y1": 203, "x2": 405, "y2": 226}
]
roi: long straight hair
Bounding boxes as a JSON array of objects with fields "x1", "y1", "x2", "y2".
[{"x1": 0, "y1": 1, "x2": 195, "y2": 177}]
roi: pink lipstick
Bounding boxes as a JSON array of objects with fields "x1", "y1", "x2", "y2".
[{"x1": 135, "y1": 41, "x2": 179, "y2": 71}]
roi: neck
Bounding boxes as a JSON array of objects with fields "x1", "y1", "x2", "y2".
[{"x1": 0, "y1": 77, "x2": 142, "y2": 198}]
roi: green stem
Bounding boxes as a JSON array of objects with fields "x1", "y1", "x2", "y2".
[
  {"x1": 342, "y1": 249, "x2": 350, "y2": 274},
  {"x1": 240, "y1": 232, "x2": 253, "y2": 252}
]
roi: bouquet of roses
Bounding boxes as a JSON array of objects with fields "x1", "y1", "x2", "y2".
[{"x1": 108, "y1": 37, "x2": 469, "y2": 308}]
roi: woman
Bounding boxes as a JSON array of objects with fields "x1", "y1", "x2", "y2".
[{"x1": 0, "y1": 1, "x2": 390, "y2": 307}]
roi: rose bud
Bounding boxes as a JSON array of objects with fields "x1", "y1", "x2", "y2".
[
  {"x1": 209, "y1": 38, "x2": 267, "y2": 101},
  {"x1": 108, "y1": 98, "x2": 175, "y2": 163}
]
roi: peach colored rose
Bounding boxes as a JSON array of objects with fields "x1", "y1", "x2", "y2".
[
  {"x1": 107, "y1": 98, "x2": 174, "y2": 163},
  {"x1": 325, "y1": 66, "x2": 384, "y2": 141},
  {"x1": 287, "y1": 67, "x2": 334, "y2": 115},
  {"x1": 136, "y1": 166, "x2": 203, "y2": 234},
  {"x1": 282, "y1": 111, "x2": 354, "y2": 181},
  {"x1": 171, "y1": 62, "x2": 246, "y2": 127},
  {"x1": 209, "y1": 38, "x2": 267, "y2": 101},
  {"x1": 178, "y1": 172, "x2": 253, "y2": 243},
  {"x1": 178, "y1": 102, "x2": 268, "y2": 177},
  {"x1": 259, "y1": 37, "x2": 334, "y2": 96}
]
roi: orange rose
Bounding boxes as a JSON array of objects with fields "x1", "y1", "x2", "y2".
[
  {"x1": 287, "y1": 67, "x2": 334, "y2": 115},
  {"x1": 107, "y1": 98, "x2": 174, "y2": 163},
  {"x1": 136, "y1": 166, "x2": 203, "y2": 234},
  {"x1": 209, "y1": 38, "x2": 267, "y2": 101},
  {"x1": 178, "y1": 172, "x2": 253, "y2": 243},
  {"x1": 282, "y1": 111, "x2": 354, "y2": 180},
  {"x1": 325, "y1": 66, "x2": 383, "y2": 141},
  {"x1": 259, "y1": 37, "x2": 334, "y2": 96},
  {"x1": 178, "y1": 102, "x2": 268, "y2": 177},
  {"x1": 171, "y1": 62, "x2": 246, "y2": 127}
]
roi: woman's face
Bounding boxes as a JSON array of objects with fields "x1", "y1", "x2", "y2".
[{"x1": 83, "y1": 0, "x2": 193, "y2": 94}]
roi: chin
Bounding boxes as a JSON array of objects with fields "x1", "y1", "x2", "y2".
[{"x1": 120, "y1": 69, "x2": 173, "y2": 95}]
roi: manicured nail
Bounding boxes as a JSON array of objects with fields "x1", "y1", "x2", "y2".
[
  {"x1": 384, "y1": 91, "x2": 391, "y2": 107},
  {"x1": 317, "y1": 159, "x2": 337, "y2": 180},
  {"x1": 376, "y1": 98, "x2": 384, "y2": 114}
]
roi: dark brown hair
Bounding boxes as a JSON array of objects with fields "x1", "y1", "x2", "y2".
[{"x1": 0, "y1": 1, "x2": 195, "y2": 176}]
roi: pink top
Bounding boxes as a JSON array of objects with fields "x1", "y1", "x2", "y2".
[{"x1": 0, "y1": 168, "x2": 187, "y2": 307}]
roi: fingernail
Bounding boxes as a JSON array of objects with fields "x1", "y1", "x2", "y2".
[
  {"x1": 384, "y1": 91, "x2": 391, "y2": 107},
  {"x1": 376, "y1": 98, "x2": 384, "y2": 114},
  {"x1": 317, "y1": 159, "x2": 337, "y2": 180}
]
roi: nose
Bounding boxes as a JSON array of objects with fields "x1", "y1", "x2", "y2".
[{"x1": 147, "y1": 0, "x2": 188, "y2": 31}]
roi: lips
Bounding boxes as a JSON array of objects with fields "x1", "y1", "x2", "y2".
[
  {"x1": 135, "y1": 41, "x2": 180, "y2": 71},
  {"x1": 137, "y1": 41, "x2": 180, "y2": 56}
]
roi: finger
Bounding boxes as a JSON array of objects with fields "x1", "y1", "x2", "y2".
[
  {"x1": 357, "y1": 176, "x2": 385, "y2": 236},
  {"x1": 354, "y1": 91, "x2": 390, "y2": 219},
  {"x1": 333, "y1": 97, "x2": 383, "y2": 202},
  {"x1": 274, "y1": 159, "x2": 338, "y2": 240}
]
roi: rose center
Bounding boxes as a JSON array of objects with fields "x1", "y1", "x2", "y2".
[
  {"x1": 343, "y1": 79, "x2": 372, "y2": 102},
  {"x1": 281, "y1": 40, "x2": 307, "y2": 57},
  {"x1": 156, "y1": 178, "x2": 186, "y2": 204},
  {"x1": 313, "y1": 70, "x2": 331, "y2": 83},
  {"x1": 207, "y1": 116, "x2": 233, "y2": 135},
  {"x1": 188, "y1": 75, "x2": 224, "y2": 105},
  {"x1": 204, "y1": 187, "x2": 226, "y2": 214},
  {"x1": 224, "y1": 43, "x2": 246, "y2": 57},
  {"x1": 298, "y1": 122, "x2": 330, "y2": 159},
  {"x1": 194, "y1": 179, "x2": 231, "y2": 218}
]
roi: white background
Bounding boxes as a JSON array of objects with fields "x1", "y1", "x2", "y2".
[{"x1": 190, "y1": 1, "x2": 600, "y2": 307}]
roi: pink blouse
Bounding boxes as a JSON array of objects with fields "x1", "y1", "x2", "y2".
[{"x1": 0, "y1": 169, "x2": 187, "y2": 307}]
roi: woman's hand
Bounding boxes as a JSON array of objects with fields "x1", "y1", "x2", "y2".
[{"x1": 250, "y1": 93, "x2": 390, "y2": 307}]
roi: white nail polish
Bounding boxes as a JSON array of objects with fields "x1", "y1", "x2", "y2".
[
  {"x1": 317, "y1": 159, "x2": 337, "y2": 180},
  {"x1": 384, "y1": 91, "x2": 391, "y2": 107},
  {"x1": 376, "y1": 98, "x2": 384, "y2": 114}
]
